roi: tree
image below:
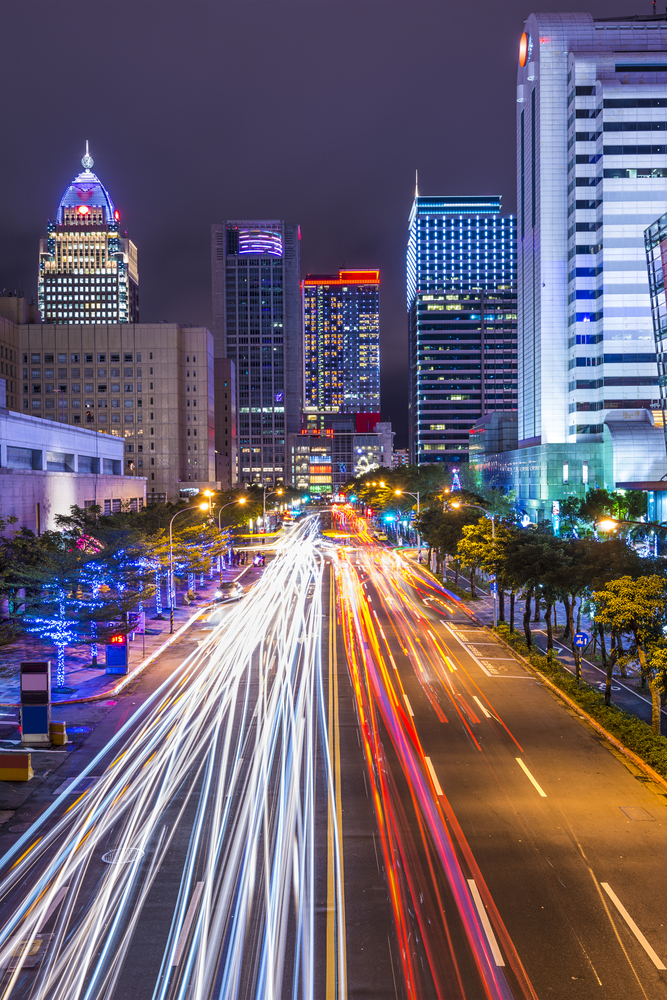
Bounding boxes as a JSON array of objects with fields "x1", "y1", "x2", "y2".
[{"x1": 592, "y1": 575, "x2": 667, "y2": 734}]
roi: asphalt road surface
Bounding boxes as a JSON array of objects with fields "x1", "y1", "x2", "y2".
[
  {"x1": 333, "y1": 505, "x2": 667, "y2": 1000},
  {"x1": 1, "y1": 510, "x2": 666, "y2": 1000}
]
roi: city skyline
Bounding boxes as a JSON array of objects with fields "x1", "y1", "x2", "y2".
[{"x1": 0, "y1": 0, "x2": 640, "y2": 447}]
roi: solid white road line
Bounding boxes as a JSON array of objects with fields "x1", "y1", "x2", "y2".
[
  {"x1": 601, "y1": 883, "x2": 666, "y2": 970},
  {"x1": 515, "y1": 758, "x2": 547, "y2": 797},
  {"x1": 172, "y1": 882, "x2": 204, "y2": 967},
  {"x1": 467, "y1": 879, "x2": 505, "y2": 966},
  {"x1": 473, "y1": 695, "x2": 492, "y2": 719},
  {"x1": 425, "y1": 756, "x2": 443, "y2": 797},
  {"x1": 403, "y1": 695, "x2": 414, "y2": 717}
]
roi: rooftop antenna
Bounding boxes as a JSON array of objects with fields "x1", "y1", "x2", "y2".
[
  {"x1": 81, "y1": 140, "x2": 94, "y2": 170},
  {"x1": 415, "y1": 169, "x2": 419, "y2": 197}
]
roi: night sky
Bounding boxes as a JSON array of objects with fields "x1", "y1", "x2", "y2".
[{"x1": 0, "y1": 0, "x2": 645, "y2": 446}]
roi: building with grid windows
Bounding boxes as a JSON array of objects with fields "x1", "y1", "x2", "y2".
[
  {"x1": 16, "y1": 323, "x2": 217, "y2": 501},
  {"x1": 472, "y1": 11, "x2": 667, "y2": 519},
  {"x1": 38, "y1": 145, "x2": 138, "y2": 326},
  {"x1": 407, "y1": 195, "x2": 517, "y2": 466},
  {"x1": 303, "y1": 270, "x2": 380, "y2": 430},
  {"x1": 211, "y1": 221, "x2": 302, "y2": 487}
]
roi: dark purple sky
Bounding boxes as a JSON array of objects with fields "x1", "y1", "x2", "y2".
[{"x1": 0, "y1": 0, "x2": 645, "y2": 446}]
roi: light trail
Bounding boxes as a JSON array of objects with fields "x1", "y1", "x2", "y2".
[
  {"x1": 331, "y1": 506, "x2": 537, "y2": 1000},
  {"x1": 0, "y1": 517, "x2": 345, "y2": 1000}
]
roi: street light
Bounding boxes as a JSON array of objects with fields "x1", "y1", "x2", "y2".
[
  {"x1": 395, "y1": 489, "x2": 421, "y2": 560},
  {"x1": 169, "y1": 502, "x2": 208, "y2": 634},
  {"x1": 216, "y1": 497, "x2": 247, "y2": 581},
  {"x1": 599, "y1": 518, "x2": 617, "y2": 532},
  {"x1": 262, "y1": 488, "x2": 284, "y2": 540},
  {"x1": 449, "y1": 500, "x2": 498, "y2": 627}
]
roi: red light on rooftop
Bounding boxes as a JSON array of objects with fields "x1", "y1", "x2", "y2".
[
  {"x1": 304, "y1": 269, "x2": 380, "y2": 286},
  {"x1": 115, "y1": 210, "x2": 120, "y2": 220}
]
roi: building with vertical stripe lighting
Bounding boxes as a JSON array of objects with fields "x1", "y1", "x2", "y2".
[{"x1": 407, "y1": 195, "x2": 517, "y2": 467}]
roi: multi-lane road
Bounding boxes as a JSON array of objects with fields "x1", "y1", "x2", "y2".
[{"x1": 0, "y1": 511, "x2": 666, "y2": 999}]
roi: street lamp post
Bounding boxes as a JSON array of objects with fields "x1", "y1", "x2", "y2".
[
  {"x1": 262, "y1": 488, "x2": 283, "y2": 543},
  {"x1": 395, "y1": 490, "x2": 421, "y2": 560},
  {"x1": 216, "y1": 497, "x2": 247, "y2": 582},
  {"x1": 169, "y1": 502, "x2": 208, "y2": 634},
  {"x1": 451, "y1": 500, "x2": 497, "y2": 627}
]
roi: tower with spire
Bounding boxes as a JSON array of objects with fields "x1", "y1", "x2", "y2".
[{"x1": 38, "y1": 144, "x2": 139, "y2": 324}]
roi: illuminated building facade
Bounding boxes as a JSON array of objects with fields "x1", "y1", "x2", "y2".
[
  {"x1": 472, "y1": 12, "x2": 667, "y2": 519},
  {"x1": 407, "y1": 195, "x2": 517, "y2": 466},
  {"x1": 211, "y1": 220, "x2": 302, "y2": 486},
  {"x1": 302, "y1": 270, "x2": 380, "y2": 428},
  {"x1": 38, "y1": 145, "x2": 138, "y2": 325}
]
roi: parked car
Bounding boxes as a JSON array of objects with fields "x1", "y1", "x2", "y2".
[{"x1": 213, "y1": 581, "x2": 244, "y2": 603}]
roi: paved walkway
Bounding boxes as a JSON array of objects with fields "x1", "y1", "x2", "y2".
[{"x1": 0, "y1": 564, "x2": 255, "y2": 719}]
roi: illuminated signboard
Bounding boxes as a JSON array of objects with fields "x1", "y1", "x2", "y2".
[
  {"x1": 519, "y1": 31, "x2": 533, "y2": 68},
  {"x1": 238, "y1": 228, "x2": 283, "y2": 257},
  {"x1": 109, "y1": 634, "x2": 126, "y2": 645}
]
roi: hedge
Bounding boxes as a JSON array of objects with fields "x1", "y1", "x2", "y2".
[{"x1": 494, "y1": 623, "x2": 667, "y2": 780}]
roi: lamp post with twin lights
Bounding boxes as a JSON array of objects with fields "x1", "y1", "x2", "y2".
[
  {"x1": 169, "y1": 502, "x2": 209, "y2": 634},
  {"x1": 217, "y1": 497, "x2": 247, "y2": 582},
  {"x1": 450, "y1": 499, "x2": 497, "y2": 627},
  {"x1": 395, "y1": 489, "x2": 421, "y2": 559}
]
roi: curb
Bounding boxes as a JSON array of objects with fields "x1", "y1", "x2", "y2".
[
  {"x1": 490, "y1": 627, "x2": 667, "y2": 796},
  {"x1": 0, "y1": 605, "x2": 209, "y2": 709}
]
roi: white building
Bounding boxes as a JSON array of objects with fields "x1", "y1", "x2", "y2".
[
  {"x1": 0, "y1": 408, "x2": 144, "y2": 532},
  {"x1": 474, "y1": 10, "x2": 667, "y2": 517}
]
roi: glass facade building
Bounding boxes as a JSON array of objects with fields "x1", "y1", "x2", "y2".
[
  {"x1": 473, "y1": 12, "x2": 667, "y2": 520},
  {"x1": 38, "y1": 146, "x2": 138, "y2": 325},
  {"x1": 211, "y1": 220, "x2": 302, "y2": 487},
  {"x1": 303, "y1": 269, "x2": 380, "y2": 424},
  {"x1": 407, "y1": 195, "x2": 517, "y2": 465}
]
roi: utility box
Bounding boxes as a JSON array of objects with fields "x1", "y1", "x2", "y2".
[
  {"x1": 20, "y1": 662, "x2": 51, "y2": 744},
  {"x1": 106, "y1": 634, "x2": 128, "y2": 675}
]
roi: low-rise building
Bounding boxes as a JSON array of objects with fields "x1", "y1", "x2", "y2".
[{"x1": 0, "y1": 407, "x2": 143, "y2": 532}]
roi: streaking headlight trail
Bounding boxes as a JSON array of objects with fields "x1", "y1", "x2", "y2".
[{"x1": 0, "y1": 518, "x2": 344, "y2": 1000}]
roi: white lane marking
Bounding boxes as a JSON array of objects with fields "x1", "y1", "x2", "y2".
[
  {"x1": 37, "y1": 886, "x2": 69, "y2": 932},
  {"x1": 473, "y1": 695, "x2": 492, "y2": 719},
  {"x1": 425, "y1": 756, "x2": 443, "y2": 796},
  {"x1": 515, "y1": 758, "x2": 547, "y2": 797},
  {"x1": 467, "y1": 879, "x2": 505, "y2": 966},
  {"x1": 601, "y1": 883, "x2": 666, "y2": 970},
  {"x1": 172, "y1": 881, "x2": 205, "y2": 966},
  {"x1": 403, "y1": 695, "x2": 414, "y2": 717},
  {"x1": 442, "y1": 624, "x2": 492, "y2": 676}
]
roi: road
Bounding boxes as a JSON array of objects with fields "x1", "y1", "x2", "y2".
[
  {"x1": 333, "y1": 506, "x2": 667, "y2": 1000},
  {"x1": 0, "y1": 516, "x2": 343, "y2": 1000},
  {"x1": 2, "y1": 509, "x2": 667, "y2": 1000}
]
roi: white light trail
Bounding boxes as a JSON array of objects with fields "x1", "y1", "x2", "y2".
[{"x1": 0, "y1": 517, "x2": 343, "y2": 1000}]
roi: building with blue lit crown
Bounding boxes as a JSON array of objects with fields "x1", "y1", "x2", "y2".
[
  {"x1": 407, "y1": 193, "x2": 517, "y2": 466},
  {"x1": 38, "y1": 144, "x2": 138, "y2": 324}
]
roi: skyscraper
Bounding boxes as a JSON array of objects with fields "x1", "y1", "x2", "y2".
[
  {"x1": 303, "y1": 269, "x2": 380, "y2": 424},
  {"x1": 38, "y1": 145, "x2": 138, "y2": 325},
  {"x1": 407, "y1": 195, "x2": 517, "y2": 466},
  {"x1": 211, "y1": 221, "x2": 302, "y2": 486},
  {"x1": 473, "y1": 11, "x2": 667, "y2": 518}
]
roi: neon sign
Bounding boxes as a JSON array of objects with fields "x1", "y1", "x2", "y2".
[{"x1": 238, "y1": 228, "x2": 283, "y2": 257}]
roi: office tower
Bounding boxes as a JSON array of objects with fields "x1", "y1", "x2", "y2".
[
  {"x1": 479, "y1": 10, "x2": 667, "y2": 519},
  {"x1": 38, "y1": 145, "x2": 139, "y2": 325},
  {"x1": 211, "y1": 221, "x2": 302, "y2": 487},
  {"x1": 302, "y1": 269, "x2": 380, "y2": 427},
  {"x1": 18, "y1": 323, "x2": 216, "y2": 500},
  {"x1": 407, "y1": 195, "x2": 517, "y2": 466}
]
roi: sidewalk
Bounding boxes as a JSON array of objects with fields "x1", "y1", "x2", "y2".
[{"x1": 0, "y1": 564, "x2": 252, "y2": 717}]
